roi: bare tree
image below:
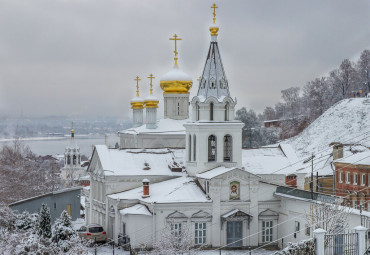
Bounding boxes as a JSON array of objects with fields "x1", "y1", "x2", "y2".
[{"x1": 151, "y1": 221, "x2": 203, "y2": 255}]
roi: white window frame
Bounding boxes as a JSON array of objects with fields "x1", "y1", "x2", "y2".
[
  {"x1": 262, "y1": 220, "x2": 273, "y2": 243},
  {"x1": 295, "y1": 221, "x2": 300, "y2": 233},
  {"x1": 361, "y1": 173, "x2": 366, "y2": 186},
  {"x1": 339, "y1": 171, "x2": 343, "y2": 183},
  {"x1": 346, "y1": 172, "x2": 350, "y2": 184},
  {"x1": 171, "y1": 222, "x2": 182, "y2": 241},
  {"x1": 353, "y1": 173, "x2": 358, "y2": 185},
  {"x1": 194, "y1": 222, "x2": 206, "y2": 245}
]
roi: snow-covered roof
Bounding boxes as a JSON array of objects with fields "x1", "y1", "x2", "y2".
[
  {"x1": 196, "y1": 34, "x2": 230, "y2": 102},
  {"x1": 335, "y1": 150, "x2": 370, "y2": 165},
  {"x1": 287, "y1": 98, "x2": 370, "y2": 158},
  {"x1": 119, "y1": 118, "x2": 189, "y2": 135},
  {"x1": 241, "y1": 144, "x2": 305, "y2": 175},
  {"x1": 120, "y1": 204, "x2": 152, "y2": 216},
  {"x1": 93, "y1": 145, "x2": 186, "y2": 177},
  {"x1": 109, "y1": 176, "x2": 210, "y2": 204},
  {"x1": 300, "y1": 145, "x2": 370, "y2": 177},
  {"x1": 160, "y1": 66, "x2": 192, "y2": 81},
  {"x1": 196, "y1": 166, "x2": 240, "y2": 179}
]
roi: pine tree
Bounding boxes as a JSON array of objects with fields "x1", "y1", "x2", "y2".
[
  {"x1": 52, "y1": 210, "x2": 78, "y2": 251},
  {"x1": 38, "y1": 203, "x2": 51, "y2": 238}
]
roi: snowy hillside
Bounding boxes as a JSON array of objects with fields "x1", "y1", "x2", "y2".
[{"x1": 287, "y1": 98, "x2": 370, "y2": 157}]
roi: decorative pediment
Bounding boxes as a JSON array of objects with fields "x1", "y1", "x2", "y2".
[
  {"x1": 221, "y1": 209, "x2": 252, "y2": 223},
  {"x1": 259, "y1": 209, "x2": 279, "y2": 220},
  {"x1": 191, "y1": 210, "x2": 212, "y2": 219},
  {"x1": 167, "y1": 211, "x2": 187, "y2": 219}
]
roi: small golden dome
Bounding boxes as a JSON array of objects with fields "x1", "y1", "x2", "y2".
[
  {"x1": 130, "y1": 97, "x2": 145, "y2": 109},
  {"x1": 209, "y1": 26, "x2": 219, "y2": 36},
  {"x1": 144, "y1": 96, "x2": 159, "y2": 108},
  {"x1": 160, "y1": 65, "x2": 193, "y2": 94}
]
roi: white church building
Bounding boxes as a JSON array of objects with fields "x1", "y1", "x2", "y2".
[{"x1": 85, "y1": 5, "x2": 368, "y2": 250}]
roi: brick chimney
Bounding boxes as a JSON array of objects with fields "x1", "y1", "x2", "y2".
[
  {"x1": 330, "y1": 142, "x2": 343, "y2": 160},
  {"x1": 142, "y1": 179, "x2": 150, "y2": 198}
]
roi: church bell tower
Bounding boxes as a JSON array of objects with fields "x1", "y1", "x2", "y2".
[{"x1": 184, "y1": 4, "x2": 244, "y2": 176}]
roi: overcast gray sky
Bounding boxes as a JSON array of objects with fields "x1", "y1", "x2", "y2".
[{"x1": 1, "y1": 0, "x2": 370, "y2": 118}]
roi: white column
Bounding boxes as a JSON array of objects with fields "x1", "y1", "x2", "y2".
[
  {"x1": 354, "y1": 225, "x2": 367, "y2": 255},
  {"x1": 146, "y1": 108, "x2": 157, "y2": 129},
  {"x1": 133, "y1": 109, "x2": 143, "y2": 127},
  {"x1": 313, "y1": 228, "x2": 326, "y2": 255}
]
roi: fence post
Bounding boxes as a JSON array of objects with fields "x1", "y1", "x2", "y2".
[
  {"x1": 313, "y1": 228, "x2": 326, "y2": 255},
  {"x1": 354, "y1": 225, "x2": 367, "y2": 255}
]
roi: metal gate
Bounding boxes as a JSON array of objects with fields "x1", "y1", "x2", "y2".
[{"x1": 324, "y1": 232, "x2": 358, "y2": 255}]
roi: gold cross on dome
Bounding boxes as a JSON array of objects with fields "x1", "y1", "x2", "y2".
[
  {"x1": 134, "y1": 76, "x2": 141, "y2": 96},
  {"x1": 170, "y1": 34, "x2": 182, "y2": 65},
  {"x1": 147, "y1": 74, "x2": 155, "y2": 95},
  {"x1": 211, "y1": 3, "x2": 218, "y2": 24}
]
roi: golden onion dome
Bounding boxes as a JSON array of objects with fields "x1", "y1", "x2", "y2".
[
  {"x1": 130, "y1": 96, "x2": 145, "y2": 109},
  {"x1": 160, "y1": 65, "x2": 193, "y2": 94}
]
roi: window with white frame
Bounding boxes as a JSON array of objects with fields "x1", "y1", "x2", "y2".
[
  {"x1": 353, "y1": 173, "x2": 358, "y2": 185},
  {"x1": 262, "y1": 221, "x2": 273, "y2": 243},
  {"x1": 305, "y1": 224, "x2": 310, "y2": 236},
  {"x1": 361, "y1": 173, "x2": 366, "y2": 186},
  {"x1": 171, "y1": 223, "x2": 182, "y2": 241},
  {"x1": 339, "y1": 171, "x2": 343, "y2": 183},
  {"x1": 346, "y1": 172, "x2": 350, "y2": 184},
  {"x1": 295, "y1": 221, "x2": 300, "y2": 233},
  {"x1": 195, "y1": 222, "x2": 206, "y2": 245}
]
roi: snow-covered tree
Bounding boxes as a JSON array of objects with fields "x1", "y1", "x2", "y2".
[
  {"x1": 0, "y1": 203, "x2": 16, "y2": 230},
  {"x1": 38, "y1": 203, "x2": 52, "y2": 238},
  {"x1": 305, "y1": 199, "x2": 350, "y2": 238},
  {"x1": 330, "y1": 59, "x2": 358, "y2": 99},
  {"x1": 357, "y1": 49, "x2": 370, "y2": 92},
  {"x1": 14, "y1": 211, "x2": 38, "y2": 231},
  {"x1": 52, "y1": 210, "x2": 78, "y2": 252}
]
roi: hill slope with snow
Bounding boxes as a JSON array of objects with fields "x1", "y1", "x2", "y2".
[{"x1": 287, "y1": 98, "x2": 370, "y2": 157}]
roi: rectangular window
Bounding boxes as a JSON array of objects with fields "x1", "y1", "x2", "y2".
[
  {"x1": 171, "y1": 223, "x2": 182, "y2": 242},
  {"x1": 195, "y1": 222, "x2": 206, "y2": 245},
  {"x1": 305, "y1": 224, "x2": 310, "y2": 236},
  {"x1": 262, "y1": 221, "x2": 273, "y2": 243},
  {"x1": 361, "y1": 173, "x2": 366, "y2": 186},
  {"x1": 295, "y1": 221, "x2": 300, "y2": 233},
  {"x1": 339, "y1": 172, "x2": 343, "y2": 183},
  {"x1": 353, "y1": 173, "x2": 358, "y2": 185},
  {"x1": 346, "y1": 172, "x2": 350, "y2": 184}
]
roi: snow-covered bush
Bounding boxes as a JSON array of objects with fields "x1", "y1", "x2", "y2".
[
  {"x1": 14, "y1": 211, "x2": 38, "y2": 231},
  {"x1": 51, "y1": 210, "x2": 78, "y2": 252},
  {"x1": 274, "y1": 238, "x2": 315, "y2": 255},
  {"x1": 0, "y1": 202, "x2": 16, "y2": 230}
]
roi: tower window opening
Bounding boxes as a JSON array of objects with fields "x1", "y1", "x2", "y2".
[
  {"x1": 73, "y1": 155, "x2": 77, "y2": 165},
  {"x1": 208, "y1": 135, "x2": 217, "y2": 162},
  {"x1": 67, "y1": 155, "x2": 71, "y2": 165},
  {"x1": 188, "y1": 135, "x2": 192, "y2": 161},
  {"x1": 196, "y1": 102, "x2": 200, "y2": 121},
  {"x1": 225, "y1": 102, "x2": 229, "y2": 121},
  {"x1": 177, "y1": 102, "x2": 180, "y2": 115},
  {"x1": 193, "y1": 135, "x2": 196, "y2": 161},
  {"x1": 223, "y1": 135, "x2": 232, "y2": 162},
  {"x1": 210, "y1": 102, "x2": 214, "y2": 121}
]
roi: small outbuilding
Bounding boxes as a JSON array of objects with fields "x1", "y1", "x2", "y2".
[{"x1": 9, "y1": 187, "x2": 82, "y2": 223}]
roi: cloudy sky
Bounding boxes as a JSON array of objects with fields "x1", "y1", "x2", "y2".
[{"x1": 0, "y1": 0, "x2": 370, "y2": 118}]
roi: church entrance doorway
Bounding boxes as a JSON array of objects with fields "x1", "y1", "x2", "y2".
[{"x1": 227, "y1": 221, "x2": 243, "y2": 247}]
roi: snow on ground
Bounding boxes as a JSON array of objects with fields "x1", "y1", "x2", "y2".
[
  {"x1": 287, "y1": 98, "x2": 370, "y2": 158},
  {"x1": 86, "y1": 246, "x2": 275, "y2": 255}
]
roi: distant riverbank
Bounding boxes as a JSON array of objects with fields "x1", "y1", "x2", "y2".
[{"x1": 0, "y1": 134, "x2": 119, "y2": 156}]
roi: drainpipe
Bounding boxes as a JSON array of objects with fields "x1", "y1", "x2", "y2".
[{"x1": 152, "y1": 202, "x2": 156, "y2": 246}]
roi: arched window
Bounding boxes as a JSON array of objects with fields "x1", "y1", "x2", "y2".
[
  {"x1": 210, "y1": 102, "x2": 214, "y2": 121},
  {"x1": 188, "y1": 135, "x2": 192, "y2": 161},
  {"x1": 67, "y1": 155, "x2": 71, "y2": 165},
  {"x1": 225, "y1": 102, "x2": 229, "y2": 121},
  {"x1": 210, "y1": 78, "x2": 216, "y2": 89},
  {"x1": 73, "y1": 155, "x2": 77, "y2": 165},
  {"x1": 193, "y1": 135, "x2": 196, "y2": 161},
  {"x1": 196, "y1": 102, "x2": 200, "y2": 121},
  {"x1": 177, "y1": 102, "x2": 180, "y2": 116},
  {"x1": 78, "y1": 155, "x2": 81, "y2": 165},
  {"x1": 208, "y1": 135, "x2": 217, "y2": 162},
  {"x1": 223, "y1": 135, "x2": 232, "y2": 162}
]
